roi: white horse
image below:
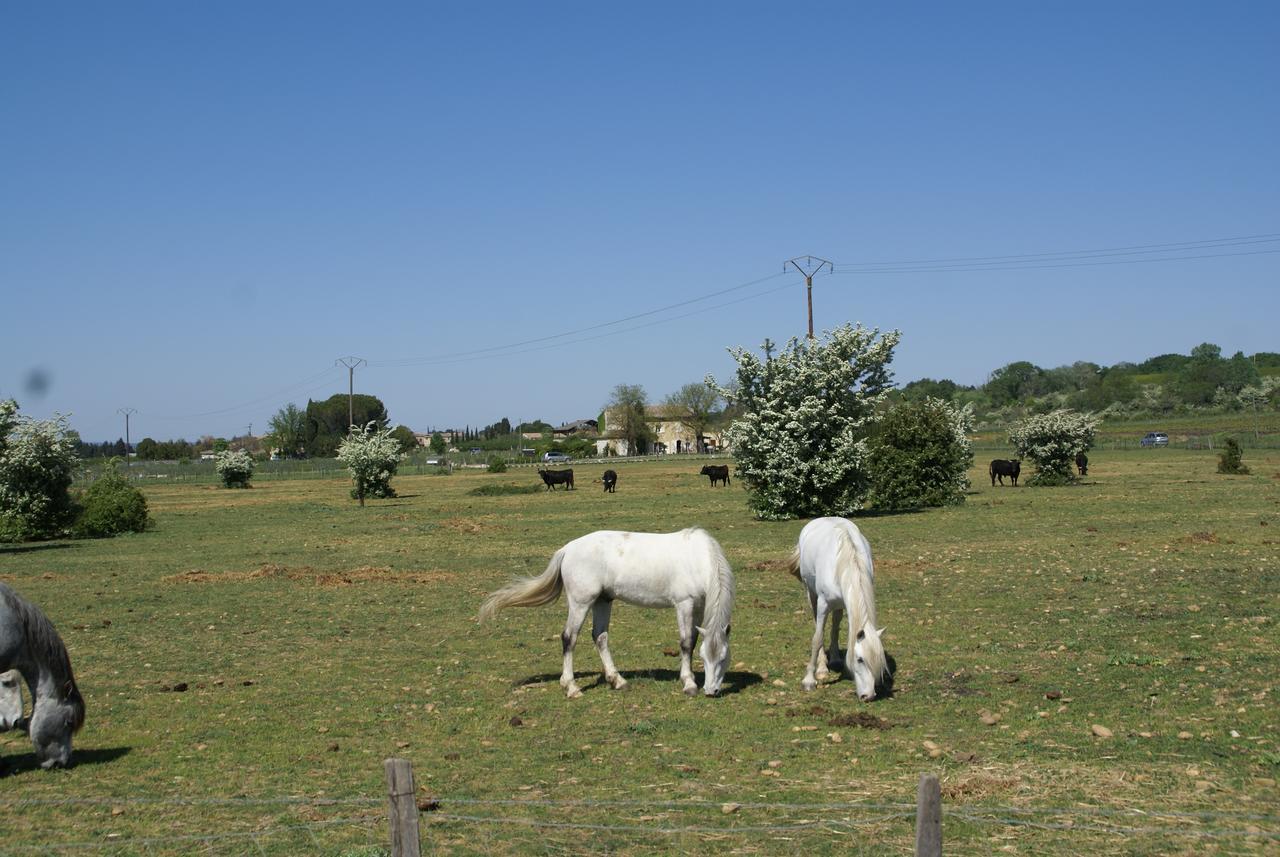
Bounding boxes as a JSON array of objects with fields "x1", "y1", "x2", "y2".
[
  {"x1": 0, "y1": 583, "x2": 86, "y2": 768},
  {"x1": 787, "y1": 517, "x2": 889, "y2": 700},
  {"x1": 479, "y1": 528, "x2": 735, "y2": 698},
  {"x1": 0, "y1": 670, "x2": 23, "y2": 731}
]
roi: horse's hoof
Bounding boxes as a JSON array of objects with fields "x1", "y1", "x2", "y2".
[
  {"x1": 565, "y1": 686, "x2": 583, "y2": 699},
  {"x1": 802, "y1": 678, "x2": 817, "y2": 691},
  {"x1": 682, "y1": 684, "x2": 698, "y2": 697},
  {"x1": 815, "y1": 668, "x2": 829, "y2": 682},
  {"x1": 608, "y1": 675, "x2": 628, "y2": 690}
]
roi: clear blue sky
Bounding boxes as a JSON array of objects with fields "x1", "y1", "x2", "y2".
[{"x1": 3, "y1": 2, "x2": 1277, "y2": 442}]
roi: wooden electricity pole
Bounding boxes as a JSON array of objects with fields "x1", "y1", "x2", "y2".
[{"x1": 784, "y1": 256, "x2": 833, "y2": 339}]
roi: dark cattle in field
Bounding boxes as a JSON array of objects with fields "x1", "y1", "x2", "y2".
[
  {"x1": 602, "y1": 469, "x2": 617, "y2": 493},
  {"x1": 538, "y1": 468, "x2": 575, "y2": 491},
  {"x1": 700, "y1": 464, "x2": 730, "y2": 487},
  {"x1": 989, "y1": 459, "x2": 1021, "y2": 487},
  {"x1": 1076, "y1": 452, "x2": 1088, "y2": 477}
]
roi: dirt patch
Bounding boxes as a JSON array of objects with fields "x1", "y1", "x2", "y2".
[
  {"x1": 440, "y1": 517, "x2": 491, "y2": 535},
  {"x1": 747, "y1": 559, "x2": 791, "y2": 575},
  {"x1": 1183, "y1": 531, "x2": 1219, "y2": 544},
  {"x1": 166, "y1": 564, "x2": 453, "y2": 587},
  {"x1": 827, "y1": 712, "x2": 894, "y2": 730},
  {"x1": 940, "y1": 772, "x2": 1021, "y2": 801}
]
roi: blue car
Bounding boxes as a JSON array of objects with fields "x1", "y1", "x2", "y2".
[{"x1": 1140, "y1": 432, "x2": 1169, "y2": 447}]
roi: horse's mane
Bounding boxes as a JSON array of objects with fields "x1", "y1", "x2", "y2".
[
  {"x1": 834, "y1": 526, "x2": 887, "y2": 680},
  {"x1": 688, "y1": 528, "x2": 734, "y2": 635},
  {"x1": 0, "y1": 584, "x2": 85, "y2": 725}
]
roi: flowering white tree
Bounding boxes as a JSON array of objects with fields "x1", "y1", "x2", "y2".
[
  {"x1": 707, "y1": 324, "x2": 901, "y2": 520},
  {"x1": 213, "y1": 448, "x2": 255, "y2": 489},
  {"x1": 336, "y1": 423, "x2": 404, "y2": 506},
  {"x1": 0, "y1": 399, "x2": 81, "y2": 541},
  {"x1": 1008, "y1": 408, "x2": 1099, "y2": 485}
]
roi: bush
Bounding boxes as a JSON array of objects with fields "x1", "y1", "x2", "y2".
[
  {"x1": 0, "y1": 400, "x2": 80, "y2": 541},
  {"x1": 214, "y1": 449, "x2": 255, "y2": 488},
  {"x1": 1217, "y1": 438, "x2": 1250, "y2": 475},
  {"x1": 1008, "y1": 409, "x2": 1098, "y2": 486},
  {"x1": 487, "y1": 456, "x2": 508, "y2": 473},
  {"x1": 336, "y1": 423, "x2": 403, "y2": 505},
  {"x1": 708, "y1": 324, "x2": 900, "y2": 520},
  {"x1": 74, "y1": 463, "x2": 149, "y2": 537},
  {"x1": 868, "y1": 398, "x2": 974, "y2": 511}
]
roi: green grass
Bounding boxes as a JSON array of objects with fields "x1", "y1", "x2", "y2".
[{"x1": 1, "y1": 452, "x2": 1277, "y2": 855}]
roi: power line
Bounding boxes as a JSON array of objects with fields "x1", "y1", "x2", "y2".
[{"x1": 829, "y1": 246, "x2": 1280, "y2": 275}]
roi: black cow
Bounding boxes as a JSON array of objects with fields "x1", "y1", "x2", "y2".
[
  {"x1": 1076, "y1": 452, "x2": 1089, "y2": 477},
  {"x1": 538, "y1": 468, "x2": 575, "y2": 491},
  {"x1": 602, "y1": 469, "x2": 617, "y2": 493},
  {"x1": 700, "y1": 464, "x2": 730, "y2": 487},
  {"x1": 989, "y1": 459, "x2": 1021, "y2": 487}
]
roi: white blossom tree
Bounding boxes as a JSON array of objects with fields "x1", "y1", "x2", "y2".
[
  {"x1": 707, "y1": 324, "x2": 901, "y2": 520},
  {"x1": 1008, "y1": 408, "x2": 1099, "y2": 485},
  {"x1": 336, "y1": 423, "x2": 404, "y2": 506},
  {"x1": 0, "y1": 399, "x2": 81, "y2": 541},
  {"x1": 213, "y1": 448, "x2": 255, "y2": 488}
]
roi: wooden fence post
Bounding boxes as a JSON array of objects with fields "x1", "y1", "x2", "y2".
[
  {"x1": 915, "y1": 772, "x2": 942, "y2": 857},
  {"x1": 384, "y1": 757, "x2": 421, "y2": 857}
]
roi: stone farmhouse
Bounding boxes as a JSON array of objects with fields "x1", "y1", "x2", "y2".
[{"x1": 594, "y1": 405, "x2": 727, "y2": 457}]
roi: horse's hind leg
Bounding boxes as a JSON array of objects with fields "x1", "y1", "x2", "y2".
[
  {"x1": 674, "y1": 600, "x2": 699, "y2": 696},
  {"x1": 592, "y1": 600, "x2": 626, "y2": 690},
  {"x1": 803, "y1": 599, "x2": 830, "y2": 691},
  {"x1": 560, "y1": 598, "x2": 591, "y2": 698}
]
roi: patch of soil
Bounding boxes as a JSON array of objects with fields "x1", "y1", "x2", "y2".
[
  {"x1": 827, "y1": 712, "x2": 893, "y2": 730},
  {"x1": 1183, "y1": 531, "x2": 1219, "y2": 544},
  {"x1": 747, "y1": 559, "x2": 791, "y2": 575},
  {"x1": 166, "y1": 564, "x2": 453, "y2": 587},
  {"x1": 940, "y1": 773, "x2": 1021, "y2": 801},
  {"x1": 440, "y1": 517, "x2": 490, "y2": 534}
]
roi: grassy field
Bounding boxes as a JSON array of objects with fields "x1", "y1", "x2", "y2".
[{"x1": 1, "y1": 451, "x2": 1277, "y2": 855}]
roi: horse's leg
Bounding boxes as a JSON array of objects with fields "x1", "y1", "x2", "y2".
[
  {"x1": 826, "y1": 606, "x2": 845, "y2": 674},
  {"x1": 805, "y1": 590, "x2": 830, "y2": 683},
  {"x1": 591, "y1": 600, "x2": 626, "y2": 690},
  {"x1": 560, "y1": 597, "x2": 591, "y2": 698},
  {"x1": 674, "y1": 599, "x2": 699, "y2": 696},
  {"x1": 802, "y1": 598, "x2": 830, "y2": 691}
]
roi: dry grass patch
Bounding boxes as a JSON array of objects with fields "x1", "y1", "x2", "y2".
[
  {"x1": 440, "y1": 516, "x2": 495, "y2": 534},
  {"x1": 165, "y1": 563, "x2": 454, "y2": 587}
]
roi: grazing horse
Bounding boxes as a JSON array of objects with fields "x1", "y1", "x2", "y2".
[
  {"x1": 0, "y1": 670, "x2": 22, "y2": 731},
  {"x1": 0, "y1": 583, "x2": 86, "y2": 768},
  {"x1": 601, "y1": 469, "x2": 617, "y2": 493},
  {"x1": 989, "y1": 459, "x2": 1021, "y2": 487},
  {"x1": 700, "y1": 464, "x2": 730, "y2": 487},
  {"x1": 479, "y1": 528, "x2": 735, "y2": 698},
  {"x1": 538, "y1": 468, "x2": 575, "y2": 491},
  {"x1": 787, "y1": 517, "x2": 889, "y2": 701},
  {"x1": 1076, "y1": 452, "x2": 1089, "y2": 477}
]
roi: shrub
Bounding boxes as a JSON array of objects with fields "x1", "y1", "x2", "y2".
[
  {"x1": 1217, "y1": 438, "x2": 1250, "y2": 475},
  {"x1": 707, "y1": 324, "x2": 900, "y2": 520},
  {"x1": 336, "y1": 423, "x2": 403, "y2": 505},
  {"x1": 487, "y1": 456, "x2": 508, "y2": 473},
  {"x1": 0, "y1": 400, "x2": 80, "y2": 541},
  {"x1": 868, "y1": 398, "x2": 974, "y2": 511},
  {"x1": 1008, "y1": 408, "x2": 1098, "y2": 486},
  {"x1": 214, "y1": 449, "x2": 255, "y2": 488},
  {"x1": 74, "y1": 462, "x2": 149, "y2": 537}
]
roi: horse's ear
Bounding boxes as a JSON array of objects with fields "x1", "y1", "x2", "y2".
[
  {"x1": 61, "y1": 680, "x2": 74, "y2": 699},
  {"x1": 695, "y1": 625, "x2": 708, "y2": 637},
  {"x1": 876, "y1": 626, "x2": 886, "y2": 637}
]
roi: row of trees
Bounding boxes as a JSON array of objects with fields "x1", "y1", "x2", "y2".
[{"x1": 903, "y1": 345, "x2": 1278, "y2": 418}]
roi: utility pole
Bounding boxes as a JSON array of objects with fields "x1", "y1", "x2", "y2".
[
  {"x1": 335, "y1": 357, "x2": 367, "y2": 429},
  {"x1": 784, "y1": 256, "x2": 833, "y2": 339},
  {"x1": 117, "y1": 408, "x2": 137, "y2": 468}
]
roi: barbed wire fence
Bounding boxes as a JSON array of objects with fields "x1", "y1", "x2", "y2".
[{"x1": 1, "y1": 762, "x2": 1276, "y2": 856}]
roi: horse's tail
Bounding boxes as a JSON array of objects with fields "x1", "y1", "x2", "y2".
[
  {"x1": 477, "y1": 548, "x2": 566, "y2": 622},
  {"x1": 785, "y1": 543, "x2": 802, "y2": 580},
  {"x1": 0, "y1": 584, "x2": 85, "y2": 732}
]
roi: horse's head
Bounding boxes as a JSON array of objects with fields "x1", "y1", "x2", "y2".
[
  {"x1": 696, "y1": 623, "x2": 730, "y2": 697},
  {"x1": 852, "y1": 625, "x2": 888, "y2": 702},
  {"x1": 0, "y1": 670, "x2": 24, "y2": 731},
  {"x1": 29, "y1": 680, "x2": 84, "y2": 769}
]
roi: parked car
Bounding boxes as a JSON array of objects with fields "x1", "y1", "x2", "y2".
[
  {"x1": 542, "y1": 451, "x2": 571, "y2": 463},
  {"x1": 1140, "y1": 431, "x2": 1169, "y2": 447}
]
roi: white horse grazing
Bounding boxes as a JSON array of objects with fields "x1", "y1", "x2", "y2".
[
  {"x1": 479, "y1": 528, "x2": 735, "y2": 698},
  {"x1": 787, "y1": 517, "x2": 889, "y2": 700}
]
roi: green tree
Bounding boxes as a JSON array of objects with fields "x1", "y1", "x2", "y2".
[
  {"x1": 606, "y1": 384, "x2": 654, "y2": 456},
  {"x1": 985, "y1": 361, "x2": 1048, "y2": 406},
  {"x1": 74, "y1": 459, "x2": 149, "y2": 538},
  {"x1": 708, "y1": 324, "x2": 900, "y2": 520},
  {"x1": 430, "y1": 432, "x2": 447, "y2": 454},
  {"x1": 267, "y1": 403, "x2": 308, "y2": 459},
  {"x1": 135, "y1": 437, "x2": 159, "y2": 460},
  {"x1": 868, "y1": 398, "x2": 974, "y2": 511},
  {"x1": 389, "y1": 424, "x2": 418, "y2": 454},
  {"x1": 304, "y1": 394, "x2": 389, "y2": 457},
  {"x1": 1216, "y1": 437, "x2": 1249, "y2": 475},
  {"x1": 664, "y1": 382, "x2": 722, "y2": 453}
]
